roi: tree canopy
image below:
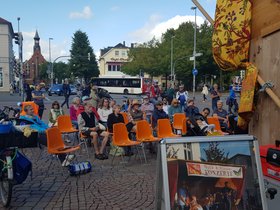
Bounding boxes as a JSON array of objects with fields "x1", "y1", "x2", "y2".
[
  {"x1": 69, "y1": 30, "x2": 99, "y2": 82},
  {"x1": 122, "y1": 21, "x2": 235, "y2": 89}
]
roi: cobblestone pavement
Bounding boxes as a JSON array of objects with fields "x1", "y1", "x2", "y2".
[{"x1": 8, "y1": 145, "x2": 157, "y2": 210}]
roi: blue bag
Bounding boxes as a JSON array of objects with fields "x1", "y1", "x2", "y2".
[
  {"x1": 14, "y1": 151, "x2": 32, "y2": 184},
  {"x1": 68, "y1": 161, "x2": 92, "y2": 176}
]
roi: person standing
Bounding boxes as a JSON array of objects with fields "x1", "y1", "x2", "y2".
[
  {"x1": 61, "y1": 78, "x2": 71, "y2": 109},
  {"x1": 24, "y1": 83, "x2": 32, "y2": 101},
  {"x1": 227, "y1": 84, "x2": 239, "y2": 114},
  {"x1": 201, "y1": 84, "x2": 209, "y2": 102},
  {"x1": 165, "y1": 83, "x2": 175, "y2": 104},
  {"x1": 176, "y1": 85, "x2": 189, "y2": 110},
  {"x1": 210, "y1": 83, "x2": 221, "y2": 112},
  {"x1": 90, "y1": 86, "x2": 99, "y2": 108},
  {"x1": 32, "y1": 84, "x2": 45, "y2": 119}
]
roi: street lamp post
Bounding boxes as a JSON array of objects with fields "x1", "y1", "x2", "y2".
[
  {"x1": 17, "y1": 17, "x2": 24, "y2": 101},
  {"x1": 170, "y1": 36, "x2": 175, "y2": 87},
  {"x1": 48, "y1": 38, "x2": 53, "y2": 86},
  {"x1": 191, "y1": 6, "x2": 197, "y2": 100}
]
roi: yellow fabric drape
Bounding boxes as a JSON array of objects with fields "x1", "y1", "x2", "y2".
[
  {"x1": 212, "y1": 0, "x2": 258, "y2": 129},
  {"x1": 212, "y1": 0, "x2": 252, "y2": 71}
]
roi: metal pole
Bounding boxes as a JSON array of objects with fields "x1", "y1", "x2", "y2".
[
  {"x1": 192, "y1": 7, "x2": 197, "y2": 100},
  {"x1": 170, "y1": 36, "x2": 174, "y2": 87},
  {"x1": 17, "y1": 17, "x2": 24, "y2": 101},
  {"x1": 49, "y1": 38, "x2": 53, "y2": 86}
]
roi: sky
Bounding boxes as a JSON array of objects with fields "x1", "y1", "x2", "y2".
[{"x1": 1, "y1": 0, "x2": 216, "y2": 62}]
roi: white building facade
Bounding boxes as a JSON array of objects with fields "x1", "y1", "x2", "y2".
[
  {"x1": 0, "y1": 17, "x2": 15, "y2": 92},
  {"x1": 99, "y1": 42, "x2": 131, "y2": 76}
]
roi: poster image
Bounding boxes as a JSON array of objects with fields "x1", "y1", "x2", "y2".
[{"x1": 166, "y1": 140, "x2": 263, "y2": 210}]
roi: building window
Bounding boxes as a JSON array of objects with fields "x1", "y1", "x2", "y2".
[
  {"x1": 0, "y1": 68, "x2": 3, "y2": 87},
  {"x1": 117, "y1": 65, "x2": 121, "y2": 71},
  {"x1": 115, "y1": 50, "x2": 119, "y2": 56},
  {"x1": 108, "y1": 65, "x2": 112, "y2": 71},
  {"x1": 122, "y1": 51, "x2": 126, "y2": 56}
]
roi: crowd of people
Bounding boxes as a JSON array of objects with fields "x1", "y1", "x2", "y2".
[{"x1": 18, "y1": 81, "x2": 241, "y2": 165}]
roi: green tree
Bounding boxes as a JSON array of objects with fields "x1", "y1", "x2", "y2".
[
  {"x1": 38, "y1": 62, "x2": 49, "y2": 82},
  {"x1": 69, "y1": 30, "x2": 99, "y2": 82},
  {"x1": 53, "y1": 62, "x2": 71, "y2": 83},
  {"x1": 202, "y1": 142, "x2": 229, "y2": 163}
]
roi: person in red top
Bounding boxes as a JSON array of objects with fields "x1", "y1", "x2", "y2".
[{"x1": 76, "y1": 96, "x2": 100, "y2": 121}]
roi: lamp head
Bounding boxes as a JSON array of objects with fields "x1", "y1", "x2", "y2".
[{"x1": 191, "y1": 6, "x2": 197, "y2": 10}]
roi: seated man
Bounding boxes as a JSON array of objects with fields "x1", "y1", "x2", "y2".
[
  {"x1": 213, "y1": 100, "x2": 229, "y2": 131},
  {"x1": 78, "y1": 101, "x2": 109, "y2": 160},
  {"x1": 184, "y1": 99, "x2": 199, "y2": 118}
]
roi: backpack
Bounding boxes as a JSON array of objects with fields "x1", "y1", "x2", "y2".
[{"x1": 14, "y1": 151, "x2": 32, "y2": 185}]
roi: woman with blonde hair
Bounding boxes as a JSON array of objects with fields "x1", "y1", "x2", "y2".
[
  {"x1": 90, "y1": 86, "x2": 99, "y2": 108},
  {"x1": 97, "y1": 98, "x2": 113, "y2": 128},
  {"x1": 168, "y1": 98, "x2": 183, "y2": 122}
]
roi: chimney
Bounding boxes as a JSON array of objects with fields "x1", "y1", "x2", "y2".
[{"x1": 123, "y1": 41, "x2": 125, "y2": 46}]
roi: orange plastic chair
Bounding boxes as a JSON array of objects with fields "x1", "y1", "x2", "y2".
[
  {"x1": 57, "y1": 115, "x2": 78, "y2": 133},
  {"x1": 120, "y1": 112, "x2": 129, "y2": 124},
  {"x1": 181, "y1": 118, "x2": 187, "y2": 136},
  {"x1": 20, "y1": 101, "x2": 39, "y2": 116},
  {"x1": 173, "y1": 113, "x2": 186, "y2": 132},
  {"x1": 157, "y1": 119, "x2": 180, "y2": 138},
  {"x1": 46, "y1": 127, "x2": 80, "y2": 164},
  {"x1": 112, "y1": 123, "x2": 142, "y2": 164},
  {"x1": 136, "y1": 120, "x2": 160, "y2": 143},
  {"x1": 207, "y1": 117, "x2": 222, "y2": 131}
]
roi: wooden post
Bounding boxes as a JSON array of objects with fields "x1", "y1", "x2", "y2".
[{"x1": 192, "y1": 0, "x2": 280, "y2": 109}]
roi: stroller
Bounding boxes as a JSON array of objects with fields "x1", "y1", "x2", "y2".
[{"x1": 186, "y1": 114, "x2": 213, "y2": 136}]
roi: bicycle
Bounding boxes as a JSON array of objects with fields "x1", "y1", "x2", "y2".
[
  {"x1": 0, "y1": 147, "x2": 17, "y2": 207},
  {"x1": 0, "y1": 105, "x2": 31, "y2": 207}
]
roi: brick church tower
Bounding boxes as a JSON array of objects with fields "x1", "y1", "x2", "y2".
[{"x1": 24, "y1": 30, "x2": 46, "y2": 84}]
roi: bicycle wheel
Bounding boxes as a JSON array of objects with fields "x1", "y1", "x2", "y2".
[{"x1": 0, "y1": 157, "x2": 13, "y2": 207}]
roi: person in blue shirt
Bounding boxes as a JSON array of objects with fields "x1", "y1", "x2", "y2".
[
  {"x1": 184, "y1": 99, "x2": 199, "y2": 118},
  {"x1": 31, "y1": 84, "x2": 45, "y2": 119},
  {"x1": 227, "y1": 84, "x2": 239, "y2": 114}
]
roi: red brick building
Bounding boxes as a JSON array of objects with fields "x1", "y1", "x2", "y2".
[{"x1": 23, "y1": 30, "x2": 46, "y2": 84}]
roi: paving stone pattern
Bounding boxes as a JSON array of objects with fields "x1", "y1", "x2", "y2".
[{"x1": 7, "y1": 146, "x2": 157, "y2": 210}]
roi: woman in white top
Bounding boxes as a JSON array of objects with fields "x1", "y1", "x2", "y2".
[
  {"x1": 97, "y1": 98, "x2": 112, "y2": 128},
  {"x1": 201, "y1": 84, "x2": 209, "y2": 102}
]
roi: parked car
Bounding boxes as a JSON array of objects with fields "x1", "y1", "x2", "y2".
[
  {"x1": 70, "y1": 85, "x2": 77, "y2": 95},
  {"x1": 48, "y1": 84, "x2": 63, "y2": 96}
]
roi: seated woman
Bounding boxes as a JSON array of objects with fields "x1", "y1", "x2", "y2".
[
  {"x1": 20, "y1": 105, "x2": 48, "y2": 134},
  {"x1": 69, "y1": 97, "x2": 81, "y2": 128},
  {"x1": 20, "y1": 105, "x2": 74, "y2": 166},
  {"x1": 168, "y1": 99, "x2": 183, "y2": 123},
  {"x1": 97, "y1": 98, "x2": 113, "y2": 129},
  {"x1": 48, "y1": 101, "x2": 64, "y2": 127}
]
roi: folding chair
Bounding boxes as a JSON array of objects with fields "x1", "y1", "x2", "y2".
[
  {"x1": 120, "y1": 112, "x2": 129, "y2": 124},
  {"x1": 112, "y1": 123, "x2": 142, "y2": 164},
  {"x1": 207, "y1": 117, "x2": 228, "y2": 135},
  {"x1": 136, "y1": 120, "x2": 160, "y2": 162},
  {"x1": 46, "y1": 127, "x2": 80, "y2": 166},
  {"x1": 157, "y1": 119, "x2": 180, "y2": 138},
  {"x1": 173, "y1": 113, "x2": 186, "y2": 135},
  {"x1": 57, "y1": 115, "x2": 79, "y2": 144}
]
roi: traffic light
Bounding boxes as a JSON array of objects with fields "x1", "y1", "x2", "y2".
[{"x1": 14, "y1": 32, "x2": 20, "y2": 45}]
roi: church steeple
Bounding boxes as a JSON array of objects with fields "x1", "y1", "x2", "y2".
[{"x1": 33, "y1": 30, "x2": 41, "y2": 53}]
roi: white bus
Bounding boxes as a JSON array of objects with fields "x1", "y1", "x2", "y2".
[{"x1": 91, "y1": 76, "x2": 150, "y2": 94}]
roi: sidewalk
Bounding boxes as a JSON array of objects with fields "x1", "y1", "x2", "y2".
[{"x1": 10, "y1": 147, "x2": 157, "y2": 209}]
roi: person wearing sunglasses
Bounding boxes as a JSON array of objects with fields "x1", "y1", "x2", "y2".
[
  {"x1": 168, "y1": 98, "x2": 183, "y2": 123},
  {"x1": 48, "y1": 101, "x2": 64, "y2": 127}
]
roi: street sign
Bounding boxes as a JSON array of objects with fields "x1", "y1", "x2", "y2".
[
  {"x1": 190, "y1": 52, "x2": 203, "y2": 61},
  {"x1": 192, "y1": 68, "x2": 198, "y2": 76}
]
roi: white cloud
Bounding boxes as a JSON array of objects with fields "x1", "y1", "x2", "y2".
[
  {"x1": 69, "y1": 6, "x2": 92, "y2": 19},
  {"x1": 129, "y1": 14, "x2": 205, "y2": 43},
  {"x1": 21, "y1": 31, "x2": 70, "y2": 62}
]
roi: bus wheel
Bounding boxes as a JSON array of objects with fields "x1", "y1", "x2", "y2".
[{"x1": 124, "y1": 89, "x2": 129, "y2": 94}]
